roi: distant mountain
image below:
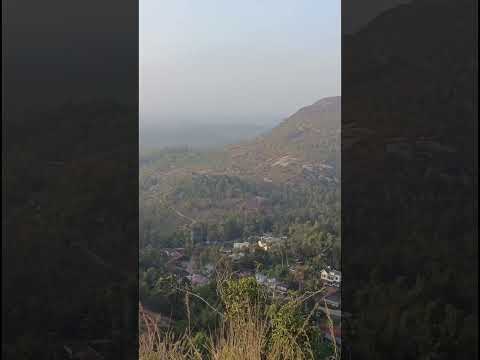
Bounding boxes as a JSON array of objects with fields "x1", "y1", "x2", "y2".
[
  {"x1": 140, "y1": 122, "x2": 275, "y2": 152},
  {"x1": 223, "y1": 96, "x2": 340, "y2": 184},
  {"x1": 140, "y1": 96, "x2": 340, "y2": 188}
]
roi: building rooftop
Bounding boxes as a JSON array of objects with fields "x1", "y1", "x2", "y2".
[{"x1": 187, "y1": 274, "x2": 209, "y2": 287}]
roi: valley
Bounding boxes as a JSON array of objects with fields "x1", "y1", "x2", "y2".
[{"x1": 139, "y1": 96, "x2": 342, "y2": 357}]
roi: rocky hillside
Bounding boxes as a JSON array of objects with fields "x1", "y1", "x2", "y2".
[{"x1": 225, "y1": 96, "x2": 340, "y2": 185}]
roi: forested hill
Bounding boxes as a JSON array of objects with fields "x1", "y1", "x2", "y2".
[{"x1": 140, "y1": 97, "x2": 341, "y2": 247}]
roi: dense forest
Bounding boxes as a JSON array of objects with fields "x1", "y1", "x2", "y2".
[{"x1": 140, "y1": 168, "x2": 340, "y2": 248}]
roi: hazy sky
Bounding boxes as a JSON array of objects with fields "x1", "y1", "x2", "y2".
[{"x1": 140, "y1": 0, "x2": 340, "y2": 126}]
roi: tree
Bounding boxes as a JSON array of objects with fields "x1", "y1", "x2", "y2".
[{"x1": 219, "y1": 277, "x2": 265, "y2": 320}]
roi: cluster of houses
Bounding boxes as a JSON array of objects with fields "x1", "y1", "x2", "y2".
[
  {"x1": 228, "y1": 233, "x2": 286, "y2": 261},
  {"x1": 254, "y1": 265, "x2": 342, "y2": 352},
  {"x1": 231, "y1": 233, "x2": 286, "y2": 253},
  {"x1": 159, "y1": 242, "x2": 343, "y2": 353},
  {"x1": 255, "y1": 273, "x2": 289, "y2": 296}
]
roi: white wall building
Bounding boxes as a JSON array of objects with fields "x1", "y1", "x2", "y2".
[
  {"x1": 321, "y1": 267, "x2": 341, "y2": 287},
  {"x1": 233, "y1": 242, "x2": 250, "y2": 250},
  {"x1": 257, "y1": 234, "x2": 285, "y2": 251}
]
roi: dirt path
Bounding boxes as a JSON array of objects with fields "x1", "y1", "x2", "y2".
[{"x1": 159, "y1": 190, "x2": 197, "y2": 226}]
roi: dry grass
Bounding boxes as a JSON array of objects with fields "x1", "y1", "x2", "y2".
[
  {"x1": 139, "y1": 308, "x2": 267, "y2": 360},
  {"x1": 139, "y1": 303, "x2": 202, "y2": 360},
  {"x1": 139, "y1": 303, "x2": 267, "y2": 360},
  {"x1": 139, "y1": 286, "x2": 338, "y2": 360},
  {"x1": 209, "y1": 312, "x2": 268, "y2": 360}
]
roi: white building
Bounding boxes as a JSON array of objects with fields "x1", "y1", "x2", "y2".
[
  {"x1": 229, "y1": 252, "x2": 245, "y2": 261},
  {"x1": 257, "y1": 234, "x2": 284, "y2": 251},
  {"x1": 257, "y1": 239, "x2": 271, "y2": 251},
  {"x1": 233, "y1": 242, "x2": 250, "y2": 250},
  {"x1": 255, "y1": 273, "x2": 289, "y2": 295},
  {"x1": 320, "y1": 267, "x2": 341, "y2": 287}
]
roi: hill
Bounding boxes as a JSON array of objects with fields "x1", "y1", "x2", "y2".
[
  {"x1": 140, "y1": 97, "x2": 341, "y2": 246},
  {"x1": 224, "y1": 96, "x2": 340, "y2": 184},
  {"x1": 341, "y1": 0, "x2": 476, "y2": 359},
  {"x1": 140, "y1": 96, "x2": 340, "y2": 188}
]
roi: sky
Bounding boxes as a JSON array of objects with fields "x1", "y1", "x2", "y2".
[{"x1": 140, "y1": 0, "x2": 340, "y2": 127}]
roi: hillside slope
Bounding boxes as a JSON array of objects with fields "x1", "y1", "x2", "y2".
[
  {"x1": 225, "y1": 96, "x2": 340, "y2": 184},
  {"x1": 140, "y1": 97, "x2": 341, "y2": 245}
]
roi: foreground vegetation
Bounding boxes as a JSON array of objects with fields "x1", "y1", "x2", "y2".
[{"x1": 139, "y1": 276, "x2": 337, "y2": 360}]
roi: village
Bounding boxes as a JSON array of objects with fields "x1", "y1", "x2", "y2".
[{"x1": 151, "y1": 231, "x2": 342, "y2": 350}]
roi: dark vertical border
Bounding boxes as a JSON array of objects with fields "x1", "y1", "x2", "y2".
[
  {"x1": 342, "y1": 0, "x2": 477, "y2": 358},
  {"x1": 3, "y1": 1, "x2": 139, "y2": 359}
]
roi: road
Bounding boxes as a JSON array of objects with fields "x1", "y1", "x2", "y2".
[{"x1": 159, "y1": 190, "x2": 197, "y2": 226}]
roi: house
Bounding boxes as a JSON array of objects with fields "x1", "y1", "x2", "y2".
[
  {"x1": 259, "y1": 234, "x2": 282, "y2": 242},
  {"x1": 255, "y1": 273, "x2": 289, "y2": 296},
  {"x1": 257, "y1": 239, "x2": 271, "y2": 251},
  {"x1": 255, "y1": 273, "x2": 268, "y2": 285},
  {"x1": 233, "y1": 242, "x2": 250, "y2": 250},
  {"x1": 187, "y1": 274, "x2": 209, "y2": 287},
  {"x1": 320, "y1": 267, "x2": 341, "y2": 287},
  {"x1": 229, "y1": 252, "x2": 245, "y2": 261},
  {"x1": 257, "y1": 234, "x2": 284, "y2": 251}
]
